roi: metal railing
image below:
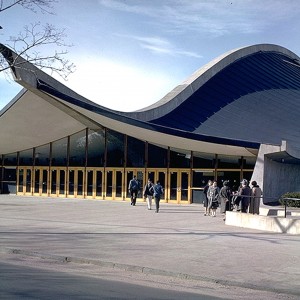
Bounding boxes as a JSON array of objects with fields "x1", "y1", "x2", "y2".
[
  {"x1": 281, "y1": 198, "x2": 300, "y2": 218},
  {"x1": 230, "y1": 194, "x2": 299, "y2": 218}
]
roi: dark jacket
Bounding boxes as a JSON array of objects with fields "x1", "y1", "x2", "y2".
[
  {"x1": 128, "y1": 178, "x2": 140, "y2": 191},
  {"x1": 143, "y1": 183, "x2": 153, "y2": 197},
  {"x1": 219, "y1": 185, "x2": 231, "y2": 213},
  {"x1": 240, "y1": 185, "x2": 251, "y2": 212},
  {"x1": 151, "y1": 183, "x2": 163, "y2": 198}
]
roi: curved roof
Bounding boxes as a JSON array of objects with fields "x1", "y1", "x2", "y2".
[
  {"x1": 1, "y1": 43, "x2": 299, "y2": 157},
  {"x1": 124, "y1": 44, "x2": 300, "y2": 146}
]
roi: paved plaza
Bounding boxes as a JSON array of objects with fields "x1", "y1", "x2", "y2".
[{"x1": 0, "y1": 195, "x2": 299, "y2": 297}]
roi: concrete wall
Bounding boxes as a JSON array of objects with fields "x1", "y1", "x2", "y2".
[
  {"x1": 263, "y1": 158, "x2": 300, "y2": 202},
  {"x1": 226, "y1": 211, "x2": 300, "y2": 234},
  {"x1": 251, "y1": 143, "x2": 281, "y2": 195},
  {"x1": 252, "y1": 143, "x2": 300, "y2": 203}
]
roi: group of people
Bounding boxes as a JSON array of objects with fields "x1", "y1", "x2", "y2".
[
  {"x1": 128, "y1": 176, "x2": 163, "y2": 213},
  {"x1": 203, "y1": 179, "x2": 262, "y2": 220},
  {"x1": 128, "y1": 175, "x2": 262, "y2": 218}
]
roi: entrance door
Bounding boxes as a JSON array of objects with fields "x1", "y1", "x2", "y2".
[
  {"x1": 49, "y1": 168, "x2": 67, "y2": 197},
  {"x1": 17, "y1": 168, "x2": 25, "y2": 195},
  {"x1": 145, "y1": 169, "x2": 166, "y2": 202},
  {"x1": 86, "y1": 168, "x2": 104, "y2": 199},
  {"x1": 17, "y1": 168, "x2": 26, "y2": 194},
  {"x1": 50, "y1": 169, "x2": 58, "y2": 196},
  {"x1": 58, "y1": 168, "x2": 66, "y2": 197},
  {"x1": 67, "y1": 168, "x2": 85, "y2": 198},
  {"x1": 105, "y1": 169, "x2": 124, "y2": 200},
  {"x1": 25, "y1": 168, "x2": 32, "y2": 195},
  {"x1": 126, "y1": 169, "x2": 145, "y2": 202},
  {"x1": 168, "y1": 169, "x2": 190, "y2": 204},
  {"x1": 17, "y1": 167, "x2": 39, "y2": 196},
  {"x1": 33, "y1": 168, "x2": 49, "y2": 196}
]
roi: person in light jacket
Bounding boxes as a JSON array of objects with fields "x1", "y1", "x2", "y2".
[
  {"x1": 250, "y1": 181, "x2": 262, "y2": 215},
  {"x1": 208, "y1": 181, "x2": 219, "y2": 217},
  {"x1": 203, "y1": 180, "x2": 213, "y2": 216},
  {"x1": 143, "y1": 179, "x2": 154, "y2": 210}
]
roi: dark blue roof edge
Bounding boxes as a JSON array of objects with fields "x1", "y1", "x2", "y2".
[{"x1": 37, "y1": 80, "x2": 260, "y2": 150}]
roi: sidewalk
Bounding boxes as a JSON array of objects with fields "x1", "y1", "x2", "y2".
[{"x1": 0, "y1": 195, "x2": 299, "y2": 297}]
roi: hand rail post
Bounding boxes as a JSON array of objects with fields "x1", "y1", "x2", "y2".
[{"x1": 284, "y1": 198, "x2": 287, "y2": 218}]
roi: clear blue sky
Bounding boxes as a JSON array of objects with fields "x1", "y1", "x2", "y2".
[{"x1": 1, "y1": 0, "x2": 300, "y2": 111}]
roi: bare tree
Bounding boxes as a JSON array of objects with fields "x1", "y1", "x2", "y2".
[
  {"x1": 0, "y1": 0, "x2": 55, "y2": 14},
  {"x1": 0, "y1": 0, "x2": 75, "y2": 80}
]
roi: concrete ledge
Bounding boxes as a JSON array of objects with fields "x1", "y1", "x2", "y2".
[
  {"x1": 225, "y1": 211, "x2": 300, "y2": 234},
  {"x1": 260, "y1": 207, "x2": 300, "y2": 217}
]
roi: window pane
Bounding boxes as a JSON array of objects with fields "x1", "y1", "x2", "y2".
[
  {"x1": 218, "y1": 155, "x2": 241, "y2": 169},
  {"x1": 52, "y1": 137, "x2": 68, "y2": 166},
  {"x1": 217, "y1": 171, "x2": 241, "y2": 191},
  {"x1": 169, "y1": 148, "x2": 190, "y2": 168},
  {"x1": 106, "y1": 129, "x2": 124, "y2": 167},
  {"x1": 243, "y1": 156, "x2": 256, "y2": 169},
  {"x1": 3, "y1": 167, "x2": 17, "y2": 181},
  {"x1": 87, "y1": 129, "x2": 105, "y2": 167},
  {"x1": 192, "y1": 170, "x2": 214, "y2": 188},
  {"x1": 193, "y1": 152, "x2": 215, "y2": 168},
  {"x1": 127, "y1": 136, "x2": 145, "y2": 167},
  {"x1": 148, "y1": 144, "x2": 167, "y2": 168},
  {"x1": 69, "y1": 130, "x2": 86, "y2": 167},
  {"x1": 19, "y1": 149, "x2": 33, "y2": 166},
  {"x1": 3, "y1": 153, "x2": 17, "y2": 166},
  {"x1": 35, "y1": 144, "x2": 50, "y2": 166}
]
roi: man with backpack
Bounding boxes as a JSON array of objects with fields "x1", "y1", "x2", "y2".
[
  {"x1": 151, "y1": 180, "x2": 164, "y2": 213},
  {"x1": 128, "y1": 175, "x2": 140, "y2": 206}
]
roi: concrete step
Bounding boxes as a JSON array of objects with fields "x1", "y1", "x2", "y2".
[{"x1": 225, "y1": 211, "x2": 300, "y2": 234}]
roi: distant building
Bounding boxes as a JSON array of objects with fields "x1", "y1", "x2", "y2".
[{"x1": 1, "y1": 43, "x2": 300, "y2": 203}]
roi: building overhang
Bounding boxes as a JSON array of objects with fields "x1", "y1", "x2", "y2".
[
  {"x1": 0, "y1": 43, "x2": 260, "y2": 157},
  {"x1": 265, "y1": 141, "x2": 300, "y2": 164}
]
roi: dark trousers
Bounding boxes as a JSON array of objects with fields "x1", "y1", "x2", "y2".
[
  {"x1": 241, "y1": 199, "x2": 249, "y2": 213},
  {"x1": 155, "y1": 196, "x2": 160, "y2": 212},
  {"x1": 130, "y1": 189, "x2": 138, "y2": 205}
]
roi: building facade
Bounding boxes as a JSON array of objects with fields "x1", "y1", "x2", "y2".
[{"x1": 1, "y1": 43, "x2": 300, "y2": 203}]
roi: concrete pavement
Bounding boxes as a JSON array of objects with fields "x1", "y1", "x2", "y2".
[{"x1": 0, "y1": 195, "x2": 299, "y2": 297}]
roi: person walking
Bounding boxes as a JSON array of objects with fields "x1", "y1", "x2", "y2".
[
  {"x1": 219, "y1": 180, "x2": 231, "y2": 220},
  {"x1": 143, "y1": 179, "x2": 154, "y2": 210},
  {"x1": 239, "y1": 179, "x2": 251, "y2": 213},
  {"x1": 203, "y1": 180, "x2": 212, "y2": 216},
  {"x1": 250, "y1": 181, "x2": 262, "y2": 215},
  {"x1": 151, "y1": 180, "x2": 164, "y2": 213},
  {"x1": 208, "y1": 181, "x2": 219, "y2": 217},
  {"x1": 128, "y1": 175, "x2": 140, "y2": 206}
]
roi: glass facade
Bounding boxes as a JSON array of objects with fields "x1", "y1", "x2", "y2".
[
  {"x1": 127, "y1": 136, "x2": 145, "y2": 167},
  {"x1": 87, "y1": 129, "x2": 105, "y2": 167},
  {"x1": 35, "y1": 144, "x2": 50, "y2": 166},
  {"x1": 192, "y1": 152, "x2": 215, "y2": 168},
  {"x1": 19, "y1": 149, "x2": 33, "y2": 166},
  {"x1": 170, "y1": 148, "x2": 191, "y2": 168},
  {"x1": 106, "y1": 129, "x2": 124, "y2": 167},
  {"x1": 52, "y1": 137, "x2": 68, "y2": 166},
  {"x1": 148, "y1": 143, "x2": 167, "y2": 168},
  {"x1": 69, "y1": 130, "x2": 86, "y2": 167},
  {"x1": 0, "y1": 125, "x2": 256, "y2": 203},
  {"x1": 3, "y1": 152, "x2": 18, "y2": 166}
]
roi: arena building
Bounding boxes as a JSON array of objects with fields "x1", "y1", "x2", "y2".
[{"x1": 1, "y1": 43, "x2": 300, "y2": 204}]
